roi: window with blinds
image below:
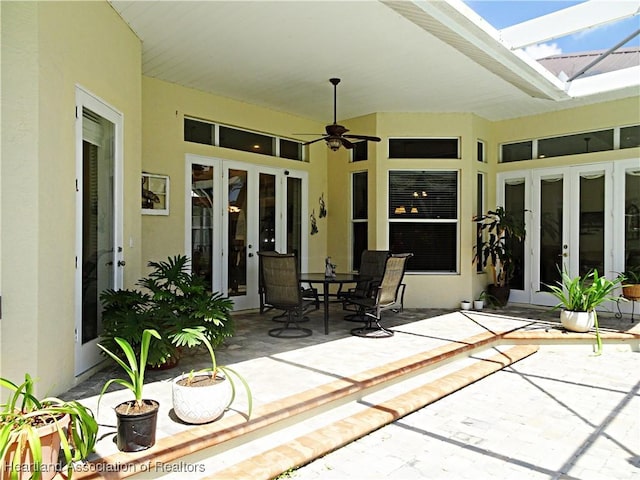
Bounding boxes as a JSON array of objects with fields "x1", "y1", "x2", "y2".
[{"x1": 388, "y1": 171, "x2": 458, "y2": 272}]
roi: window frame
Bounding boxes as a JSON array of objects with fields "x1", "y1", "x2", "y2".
[{"x1": 387, "y1": 169, "x2": 460, "y2": 274}]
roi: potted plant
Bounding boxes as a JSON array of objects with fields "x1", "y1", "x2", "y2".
[
  {"x1": 473, "y1": 207, "x2": 526, "y2": 307},
  {"x1": 0, "y1": 374, "x2": 98, "y2": 480},
  {"x1": 473, "y1": 291, "x2": 487, "y2": 310},
  {"x1": 97, "y1": 328, "x2": 161, "y2": 452},
  {"x1": 545, "y1": 269, "x2": 624, "y2": 355},
  {"x1": 100, "y1": 255, "x2": 235, "y2": 369},
  {"x1": 459, "y1": 300, "x2": 471, "y2": 310},
  {"x1": 620, "y1": 267, "x2": 640, "y2": 301},
  {"x1": 171, "y1": 327, "x2": 253, "y2": 425}
]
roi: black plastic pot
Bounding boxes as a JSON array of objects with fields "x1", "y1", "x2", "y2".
[{"x1": 115, "y1": 399, "x2": 159, "y2": 452}]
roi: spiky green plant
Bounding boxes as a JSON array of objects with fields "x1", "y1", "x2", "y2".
[
  {"x1": 545, "y1": 269, "x2": 624, "y2": 355},
  {"x1": 0, "y1": 374, "x2": 97, "y2": 480},
  {"x1": 172, "y1": 327, "x2": 252, "y2": 418},
  {"x1": 97, "y1": 328, "x2": 161, "y2": 411}
]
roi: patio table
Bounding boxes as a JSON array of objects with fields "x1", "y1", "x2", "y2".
[{"x1": 299, "y1": 273, "x2": 366, "y2": 334}]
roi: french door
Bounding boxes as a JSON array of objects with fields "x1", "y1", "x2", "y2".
[
  {"x1": 75, "y1": 88, "x2": 123, "y2": 375},
  {"x1": 499, "y1": 161, "x2": 637, "y2": 308},
  {"x1": 186, "y1": 155, "x2": 307, "y2": 310},
  {"x1": 530, "y1": 165, "x2": 613, "y2": 306}
]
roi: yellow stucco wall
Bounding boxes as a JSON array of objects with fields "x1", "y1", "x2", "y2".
[
  {"x1": 1, "y1": 1, "x2": 142, "y2": 395},
  {"x1": 141, "y1": 77, "x2": 329, "y2": 273}
]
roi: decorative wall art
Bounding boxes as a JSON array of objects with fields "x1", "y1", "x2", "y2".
[{"x1": 142, "y1": 173, "x2": 170, "y2": 215}]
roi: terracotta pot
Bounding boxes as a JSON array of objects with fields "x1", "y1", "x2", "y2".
[
  {"x1": 115, "y1": 400, "x2": 159, "y2": 452},
  {"x1": 172, "y1": 372, "x2": 232, "y2": 424},
  {"x1": 622, "y1": 284, "x2": 640, "y2": 301},
  {"x1": 1, "y1": 414, "x2": 70, "y2": 480},
  {"x1": 560, "y1": 310, "x2": 595, "y2": 333}
]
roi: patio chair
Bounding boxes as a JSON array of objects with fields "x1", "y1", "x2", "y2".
[
  {"x1": 347, "y1": 253, "x2": 412, "y2": 338},
  {"x1": 258, "y1": 251, "x2": 314, "y2": 338},
  {"x1": 340, "y1": 250, "x2": 390, "y2": 320},
  {"x1": 258, "y1": 250, "x2": 319, "y2": 314}
]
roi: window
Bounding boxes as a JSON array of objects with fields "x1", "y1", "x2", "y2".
[
  {"x1": 502, "y1": 141, "x2": 533, "y2": 163},
  {"x1": 184, "y1": 118, "x2": 214, "y2": 145},
  {"x1": 220, "y1": 126, "x2": 274, "y2": 155},
  {"x1": 352, "y1": 172, "x2": 368, "y2": 270},
  {"x1": 500, "y1": 125, "x2": 638, "y2": 162},
  {"x1": 389, "y1": 138, "x2": 459, "y2": 159},
  {"x1": 476, "y1": 173, "x2": 485, "y2": 273},
  {"x1": 388, "y1": 171, "x2": 458, "y2": 272},
  {"x1": 477, "y1": 140, "x2": 485, "y2": 163},
  {"x1": 352, "y1": 141, "x2": 368, "y2": 162},
  {"x1": 183, "y1": 117, "x2": 305, "y2": 161},
  {"x1": 621, "y1": 125, "x2": 640, "y2": 149},
  {"x1": 538, "y1": 129, "x2": 612, "y2": 158}
]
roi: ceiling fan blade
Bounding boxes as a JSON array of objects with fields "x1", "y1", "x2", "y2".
[
  {"x1": 341, "y1": 138, "x2": 355, "y2": 149},
  {"x1": 343, "y1": 134, "x2": 382, "y2": 142},
  {"x1": 302, "y1": 136, "x2": 328, "y2": 146}
]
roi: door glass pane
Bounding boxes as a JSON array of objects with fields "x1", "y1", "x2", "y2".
[
  {"x1": 540, "y1": 177, "x2": 563, "y2": 291},
  {"x1": 287, "y1": 177, "x2": 302, "y2": 270},
  {"x1": 191, "y1": 164, "x2": 214, "y2": 290},
  {"x1": 626, "y1": 170, "x2": 640, "y2": 271},
  {"x1": 579, "y1": 173, "x2": 605, "y2": 276},
  {"x1": 259, "y1": 173, "x2": 276, "y2": 252},
  {"x1": 228, "y1": 170, "x2": 247, "y2": 296},
  {"x1": 81, "y1": 109, "x2": 114, "y2": 344},
  {"x1": 505, "y1": 180, "x2": 525, "y2": 290}
]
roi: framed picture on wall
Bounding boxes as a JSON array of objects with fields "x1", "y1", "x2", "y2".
[{"x1": 142, "y1": 173, "x2": 169, "y2": 215}]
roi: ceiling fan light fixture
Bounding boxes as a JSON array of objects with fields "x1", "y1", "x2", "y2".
[{"x1": 327, "y1": 138, "x2": 342, "y2": 151}]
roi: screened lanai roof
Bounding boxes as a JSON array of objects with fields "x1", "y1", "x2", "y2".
[{"x1": 109, "y1": 0, "x2": 640, "y2": 122}]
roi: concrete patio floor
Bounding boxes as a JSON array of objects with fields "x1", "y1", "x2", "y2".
[{"x1": 61, "y1": 304, "x2": 640, "y2": 480}]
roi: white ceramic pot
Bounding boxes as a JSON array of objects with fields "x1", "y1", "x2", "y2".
[
  {"x1": 460, "y1": 301, "x2": 471, "y2": 310},
  {"x1": 172, "y1": 372, "x2": 232, "y2": 425},
  {"x1": 473, "y1": 300, "x2": 484, "y2": 310},
  {"x1": 560, "y1": 310, "x2": 595, "y2": 333}
]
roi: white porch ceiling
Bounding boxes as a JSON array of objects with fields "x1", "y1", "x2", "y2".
[{"x1": 109, "y1": 0, "x2": 640, "y2": 123}]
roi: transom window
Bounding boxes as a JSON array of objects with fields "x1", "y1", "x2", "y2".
[
  {"x1": 501, "y1": 125, "x2": 638, "y2": 162},
  {"x1": 184, "y1": 117, "x2": 305, "y2": 161},
  {"x1": 389, "y1": 138, "x2": 459, "y2": 159}
]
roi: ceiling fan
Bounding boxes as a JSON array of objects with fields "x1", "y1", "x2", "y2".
[{"x1": 302, "y1": 78, "x2": 381, "y2": 151}]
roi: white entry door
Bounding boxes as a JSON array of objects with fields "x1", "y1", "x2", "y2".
[
  {"x1": 75, "y1": 88, "x2": 123, "y2": 375},
  {"x1": 186, "y1": 155, "x2": 307, "y2": 310},
  {"x1": 530, "y1": 165, "x2": 613, "y2": 306}
]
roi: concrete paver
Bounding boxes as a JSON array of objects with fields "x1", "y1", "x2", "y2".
[{"x1": 291, "y1": 346, "x2": 640, "y2": 480}]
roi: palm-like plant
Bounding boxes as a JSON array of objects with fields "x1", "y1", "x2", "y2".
[
  {"x1": 0, "y1": 374, "x2": 97, "y2": 480},
  {"x1": 172, "y1": 327, "x2": 252, "y2": 418},
  {"x1": 98, "y1": 328, "x2": 161, "y2": 411},
  {"x1": 546, "y1": 269, "x2": 624, "y2": 355}
]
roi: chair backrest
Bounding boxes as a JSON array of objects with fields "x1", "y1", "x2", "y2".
[
  {"x1": 376, "y1": 253, "x2": 412, "y2": 307},
  {"x1": 258, "y1": 252, "x2": 302, "y2": 308},
  {"x1": 258, "y1": 250, "x2": 280, "y2": 294},
  {"x1": 353, "y1": 250, "x2": 390, "y2": 297}
]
